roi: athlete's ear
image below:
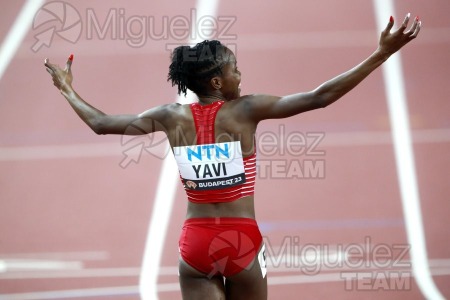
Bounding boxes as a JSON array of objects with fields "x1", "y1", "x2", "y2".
[{"x1": 210, "y1": 76, "x2": 222, "y2": 90}]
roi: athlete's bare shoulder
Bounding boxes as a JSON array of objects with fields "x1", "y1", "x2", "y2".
[
  {"x1": 159, "y1": 102, "x2": 188, "y2": 116},
  {"x1": 229, "y1": 94, "x2": 274, "y2": 107},
  {"x1": 225, "y1": 94, "x2": 275, "y2": 121},
  {"x1": 226, "y1": 94, "x2": 256, "y2": 109},
  {"x1": 163, "y1": 102, "x2": 194, "y2": 125}
]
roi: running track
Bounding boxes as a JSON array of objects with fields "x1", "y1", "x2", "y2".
[{"x1": 1, "y1": 0, "x2": 449, "y2": 299}]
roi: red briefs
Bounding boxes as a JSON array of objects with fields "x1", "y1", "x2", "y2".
[{"x1": 179, "y1": 217, "x2": 263, "y2": 277}]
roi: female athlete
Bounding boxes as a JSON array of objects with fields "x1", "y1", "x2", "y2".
[{"x1": 45, "y1": 14, "x2": 420, "y2": 300}]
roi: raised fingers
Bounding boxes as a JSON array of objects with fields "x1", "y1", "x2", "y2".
[
  {"x1": 44, "y1": 58, "x2": 57, "y2": 74},
  {"x1": 406, "y1": 16, "x2": 422, "y2": 38},
  {"x1": 400, "y1": 13, "x2": 411, "y2": 31},
  {"x1": 410, "y1": 19, "x2": 422, "y2": 38}
]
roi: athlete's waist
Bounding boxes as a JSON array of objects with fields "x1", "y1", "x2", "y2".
[
  {"x1": 186, "y1": 195, "x2": 255, "y2": 219},
  {"x1": 183, "y1": 216, "x2": 258, "y2": 226}
]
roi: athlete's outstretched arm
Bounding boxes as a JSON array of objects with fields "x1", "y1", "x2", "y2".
[
  {"x1": 245, "y1": 14, "x2": 421, "y2": 122},
  {"x1": 44, "y1": 56, "x2": 169, "y2": 135}
]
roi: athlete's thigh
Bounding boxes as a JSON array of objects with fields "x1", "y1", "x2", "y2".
[
  {"x1": 225, "y1": 244, "x2": 268, "y2": 300},
  {"x1": 179, "y1": 257, "x2": 226, "y2": 300}
]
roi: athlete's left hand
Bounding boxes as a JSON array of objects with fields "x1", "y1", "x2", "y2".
[{"x1": 44, "y1": 55, "x2": 74, "y2": 93}]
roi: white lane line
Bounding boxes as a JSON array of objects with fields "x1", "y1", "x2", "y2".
[
  {"x1": 0, "y1": 267, "x2": 139, "y2": 280},
  {"x1": 138, "y1": 148, "x2": 179, "y2": 300},
  {"x1": 1, "y1": 267, "x2": 450, "y2": 299},
  {"x1": 0, "y1": 266, "x2": 176, "y2": 280},
  {"x1": 0, "y1": 0, "x2": 45, "y2": 81},
  {"x1": 372, "y1": 2, "x2": 445, "y2": 300},
  {"x1": 0, "y1": 259, "x2": 82, "y2": 272},
  {"x1": 3, "y1": 259, "x2": 450, "y2": 279},
  {"x1": 0, "y1": 286, "x2": 139, "y2": 300},
  {"x1": 0, "y1": 141, "x2": 166, "y2": 161},
  {"x1": 138, "y1": 1, "x2": 221, "y2": 300},
  {"x1": 266, "y1": 250, "x2": 347, "y2": 268},
  {"x1": 320, "y1": 128, "x2": 450, "y2": 147},
  {"x1": 1, "y1": 128, "x2": 449, "y2": 161},
  {"x1": 0, "y1": 251, "x2": 109, "y2": 261},
  {"x1": 0, "y1": 142, "x2": 125, "y2": 161},
  {"x1": 268, "y1": 269, "x2": 450, "y2": 288}
]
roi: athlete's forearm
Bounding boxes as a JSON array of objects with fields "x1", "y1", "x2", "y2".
[
  {"x1": 313, "y1": 48, "x2": 390, "y2": 108},
  {"x1": 60, "y1": 85, "x2": 106, "y2": 134}
]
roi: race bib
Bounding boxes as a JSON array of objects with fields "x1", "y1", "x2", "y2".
[{"x1": 174, "y1": 141, "x2": 246, "y2": 190}]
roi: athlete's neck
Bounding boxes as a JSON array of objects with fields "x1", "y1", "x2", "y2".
[{"x1": 197, "y1": 93, "x2": 224, "y2": 106}]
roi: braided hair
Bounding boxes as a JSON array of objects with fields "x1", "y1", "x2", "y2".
[{"x1": 167, "y1": 40, "x2": 228, "y2": 96}]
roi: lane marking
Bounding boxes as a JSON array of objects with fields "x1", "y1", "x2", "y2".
[
  {"x1": 0, "y1": 259, "x2": 82, "y2": 272},
  {"x1": 0, "y1": 286, "x2": 139, "y2": 300},
  {"x1": 372, "y1": 2, "x2": 445, "y2": 300},
  {"x1": 0, "y1": 0, "x2": 45, "y2": 81},
  {"x1": 138, "y1": 1, "x2": 221, "y2": 300},
  {"x1": 0, "y1": 142, "x2": 160, "y2": 161},
  {"x1": 0, "y1": 266, "x2": 175, "y2": 280},
  {"x1": 1, "y1": 128, "x2": 449, "y2": 161},
  {"x1": 0, "y1": 267, "x2": 139, "y2": 280},
  {"x1": 259, "y1": 218, "x2": 404, "y2": 232},
  {"x1": 268, "y1": 267, "x2": 450, "y2": 286},
  {"x1": 0, "y1": 251, "x2": 109, "y2": 261},
  {"x1": 3, "y1": 259, "x2": 450, "y2": 279},
  {"x1": 1, "y1": 267, "x2": 450, "y2": 299}
]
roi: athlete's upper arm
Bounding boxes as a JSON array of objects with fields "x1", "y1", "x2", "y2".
[
  {"x1": 96, "y1": 104, "x2": 173, "y2": 135},
  {"x1": 240, "y1": 92, "x2": 324, "y2": 122}
]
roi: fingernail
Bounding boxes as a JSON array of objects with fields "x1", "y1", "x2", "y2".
[
  {"x1": 407, "y1": 13, "x2": 411, "y2": 18},
  {"x1": 69, "y1": 54, "x2": 74, "y2": 61},
  {"x1": 415, "y1": 16, "x2": 419, "y2": 22},
  {"x1": 390, "y1": 16, "x2": 394, "y2": 23}
]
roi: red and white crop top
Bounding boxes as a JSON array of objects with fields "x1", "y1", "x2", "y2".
[{"x1": 173, "y1": 101, "x2": 256, "y2": 203}]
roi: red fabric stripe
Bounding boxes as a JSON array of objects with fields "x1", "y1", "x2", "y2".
[
  {"x1": 190, "y1": 102, "x2": 223, "y2": 144},
  {"x1": 184, "y1": 102, "x2": 256, "y2": 203}
]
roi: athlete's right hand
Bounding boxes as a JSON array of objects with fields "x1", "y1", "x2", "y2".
[
  {"x1": 44, "y1": 55, "x2": 74, "y2": 93},
  {"x1": 377, "y1": 14, "x2": 421, "y2": 57}
]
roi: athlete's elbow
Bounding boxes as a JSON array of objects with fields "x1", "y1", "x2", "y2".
[
  {"x1": 311, "y1": 91, "x2": 329, "y2": 109},
  {"x1": 315, "y1": 98, "x2": 328, "y2": 109},
  {"x1": 93, "y1": 126, "x2": 106, "y2": 135},
  {"x1": 90, "y1": 117, "x2": 107, "y2": 135},
  {"x1": 314, "y1": 90, "x2": 339, "y2": 109}
]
